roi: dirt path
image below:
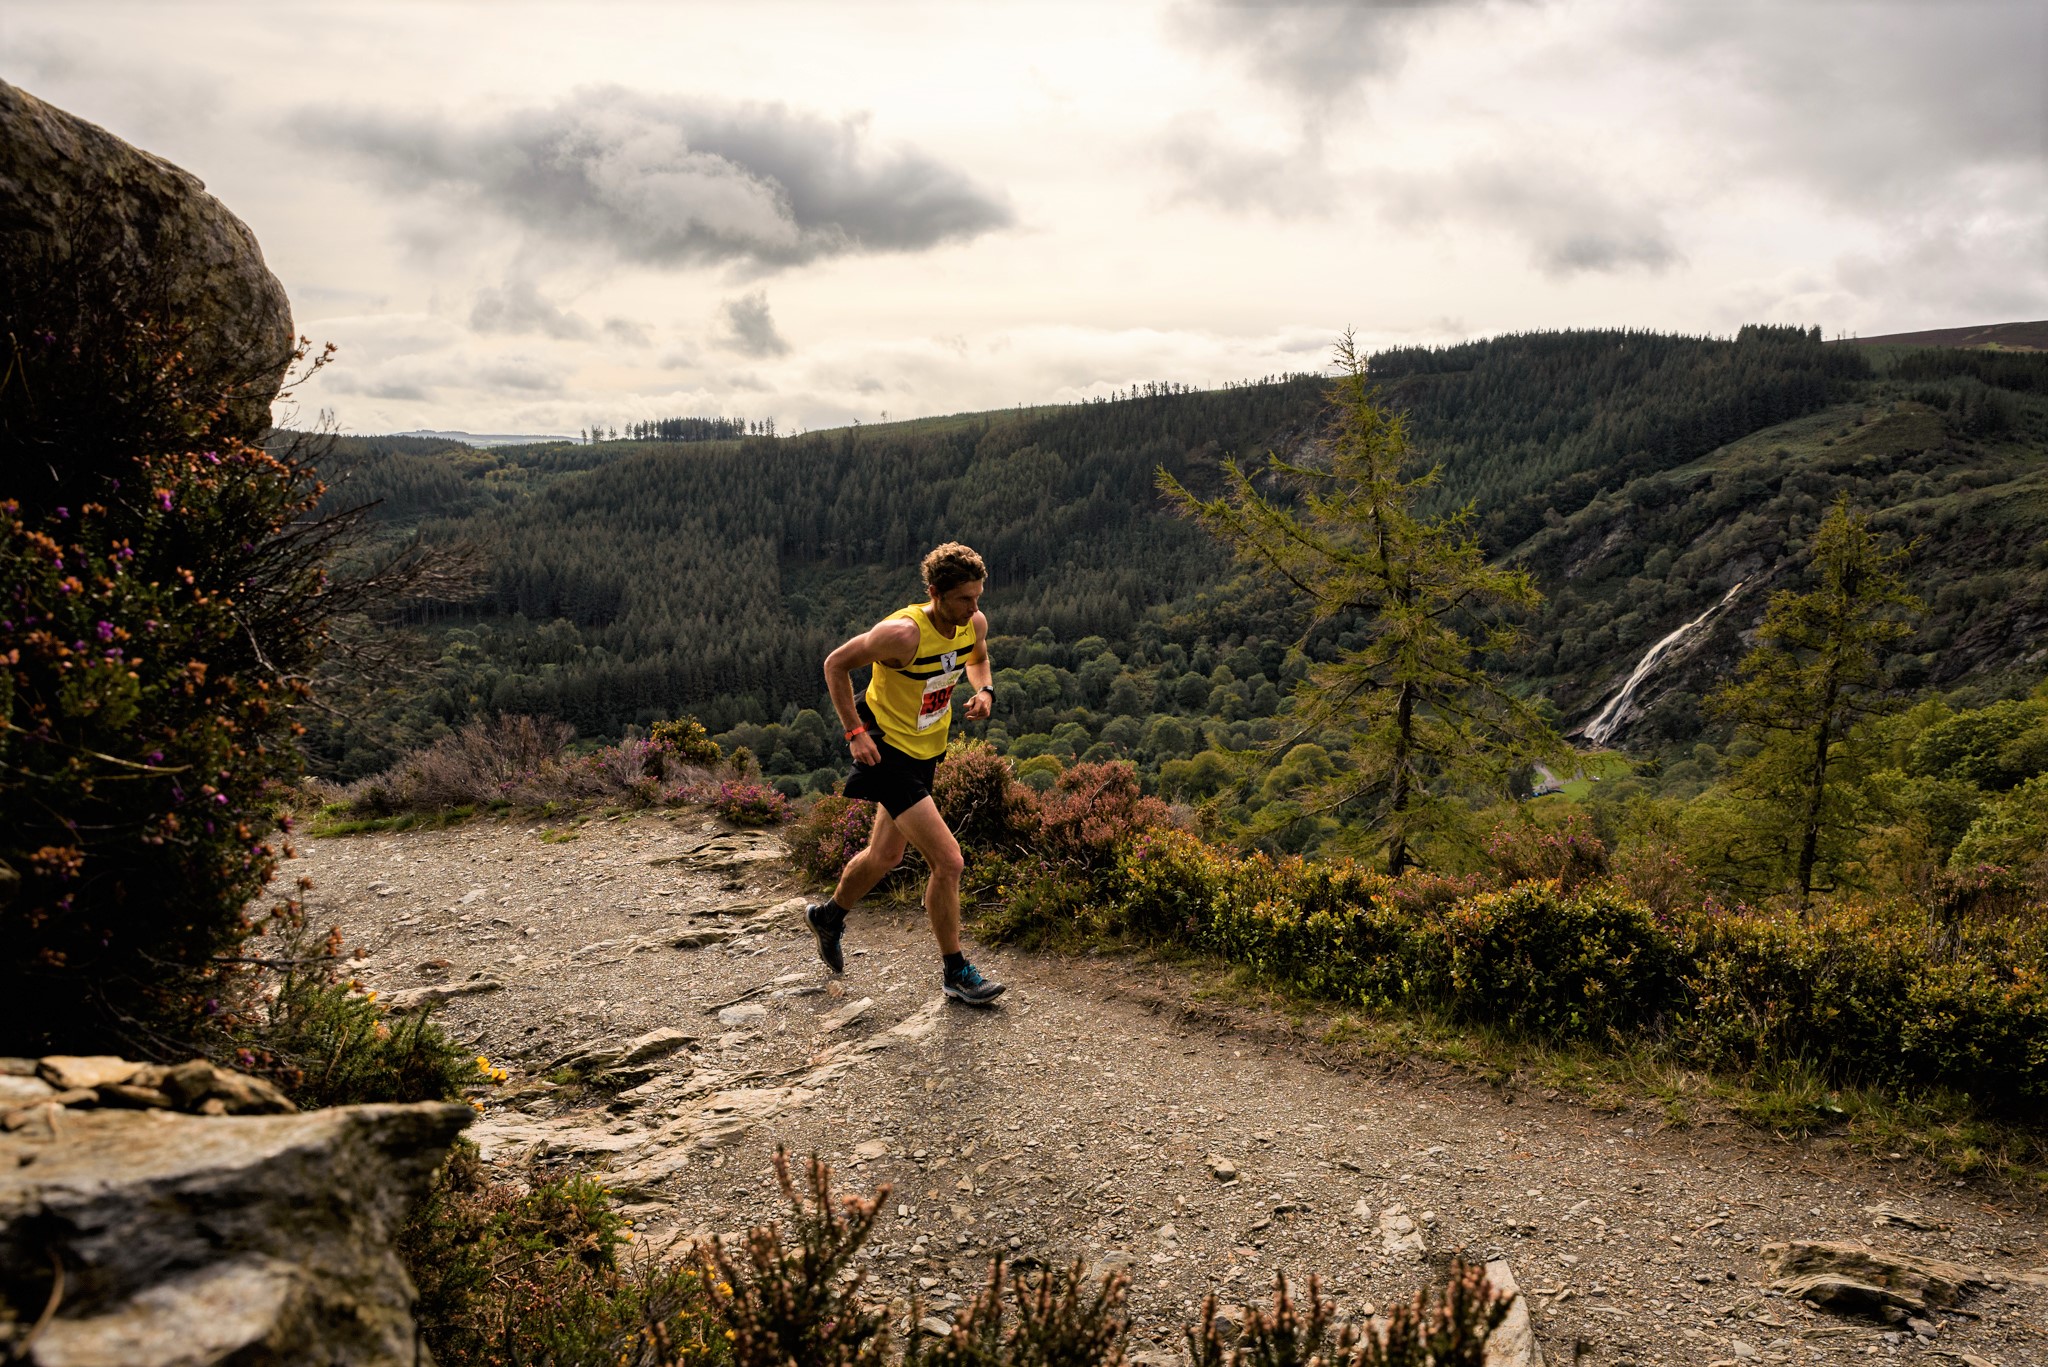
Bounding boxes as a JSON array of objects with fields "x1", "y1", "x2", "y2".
[{"x1": 304, "y1": 812, "x2": 2048, "y2": 1366}]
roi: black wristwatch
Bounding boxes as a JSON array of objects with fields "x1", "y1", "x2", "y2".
[{"x1": 976, "y1": 685, "x2": 994, "y2": 697}]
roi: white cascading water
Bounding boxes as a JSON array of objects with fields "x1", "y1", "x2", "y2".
[{"x1": 1577, "y1": 580, "x2": 1747, "y2": 748}]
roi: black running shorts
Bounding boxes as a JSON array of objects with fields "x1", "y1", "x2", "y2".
[{"x1": 841, "y1": 704, "x2": 939, "y2": 818}]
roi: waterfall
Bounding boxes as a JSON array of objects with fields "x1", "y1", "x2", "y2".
[{"x1": 1576, "y1": 581, "x2": 1746, "y2": 748}]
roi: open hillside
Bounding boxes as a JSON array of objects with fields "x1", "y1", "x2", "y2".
[{"x1": 303, "y1": 329, "x2": 2048, "y2": 784}]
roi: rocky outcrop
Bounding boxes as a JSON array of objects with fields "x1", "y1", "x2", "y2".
[
  {"x1": 0, "y1": 79, "x2": 294, "y2": 439},
  {"x1": 2, "y1": 1055, "x2": 296, "y2": 1129},
  {"x1": 0, "y1": 1100, "x2": 470, "y2": 1365},
  {"x1": 1766, "y1": 1239, "x2": 1992, "y2": 1321}
]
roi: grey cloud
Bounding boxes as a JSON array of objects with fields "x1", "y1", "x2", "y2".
[
  {"x1": 718, "y1": 291, "x2": 791, "y2": 357},
  {"x1": 1160, "y1": 114, "x2": 1338, "y2": 215},
  {"x1": 1171, "y1": 0, "x2": 1506, "y2": 112},
  {"x1": 1385, "y1": 161, "x2": 1679, "y2": 277},
  {"x1": 603, "y1": 317, "x2": 651, "y2": 347},
  {"x1": 470, "y1": 280, "x2": 592, "y2": 339},
  {"x1": 298, "y1": 86, "x2": 1014, "y2": 270},
  {"x1": 319, "y1": 371, "x2": 434, "y2": 402},
  {"x1": 477, "y1": 361, "x2": 563, "y2": 393},
  {"x1": 1627, "y1": 3, "x2": 2046, "y2": 210}
]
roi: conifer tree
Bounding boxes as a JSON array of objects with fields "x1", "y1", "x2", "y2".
[
  {"x1": 1709, "y1": 496, "x2": 1922, "y2": 903},
  {"x1": 1161, "y1": 334, "x2": 1558, "y2": 873}
]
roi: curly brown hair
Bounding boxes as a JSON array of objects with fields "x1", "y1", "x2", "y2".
[{"x1": 921, "y1": 542, "x2": 987, "y2": 595}]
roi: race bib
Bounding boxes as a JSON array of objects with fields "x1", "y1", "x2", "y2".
[{"x1": 916, "y1": 652, "x2": 962, "y2": 731}]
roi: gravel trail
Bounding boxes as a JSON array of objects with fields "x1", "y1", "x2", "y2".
[{"x1": 303, "y1": 812, "x2": 2048, "y2": 1366}]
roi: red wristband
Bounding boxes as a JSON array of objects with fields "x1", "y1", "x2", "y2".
[{"x1": 844, "y1": 724, "x2": 867, "y2": 741}]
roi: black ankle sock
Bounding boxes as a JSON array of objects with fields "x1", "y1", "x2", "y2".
[
  {"x1": 817, "y1": 900, "x2": 847, "y2": 923},
  {"x1": 942, "y1": 951, "x2": 967, "y2": 973}
]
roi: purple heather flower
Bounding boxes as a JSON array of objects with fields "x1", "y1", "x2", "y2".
[
  {"x1": 157, "y1": 492, "x2": 173, "y2": 511},
  {"x1": 148, "y1": 751, "x2": 165, "y2": 764},
  {"x1": 54, "y1": 507, "x2": 68, "y2": 520},
  {"x1": 95, "y1": 620, "x2": 114, "y2": 641}
]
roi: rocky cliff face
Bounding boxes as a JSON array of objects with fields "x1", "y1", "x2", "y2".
[
  {"x1": 0, "y1": 79, "x2": 294, "y2": 446},
  {"x1": 1, "y1": 1060, "x2": 469, "y2": 1367}
]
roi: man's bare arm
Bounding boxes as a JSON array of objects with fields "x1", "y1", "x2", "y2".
[
  {"x1": 962, "y1": 610, "x2": 994, "y2": 721},
  {"x1": 824, "y1": 618, "x2": 920, "y2": 762}
]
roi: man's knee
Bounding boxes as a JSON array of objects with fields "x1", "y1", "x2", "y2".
[
  {"x1": 870, "y1": 835, "x2": 908, "y2": 868},
  {"x1": 928, "y1": 844, "x2": 965, "y2": 882}
]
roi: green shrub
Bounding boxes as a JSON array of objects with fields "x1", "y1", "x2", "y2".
[
  {"x1": 1438, "y1": 882, "x2": 1684, "y2": 1041},
  {"x1": 1101, "y1": 825, "x2": 2048, "y2": 1114},
  {"x1": 248, "y1": 973, "x2": 481, "y2": 1109}
]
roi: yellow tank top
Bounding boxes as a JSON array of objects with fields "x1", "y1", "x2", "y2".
[{"x1": 863, "y1": 603, "x2": 977, "y2": 760}]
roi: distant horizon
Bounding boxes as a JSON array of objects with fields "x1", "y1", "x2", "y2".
[{"x1": 337, "y1": 315, "x2": 2045, "y2": 442}]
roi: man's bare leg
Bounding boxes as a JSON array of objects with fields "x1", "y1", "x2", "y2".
[
  {"x1": 832, "y1": 803, "x2": 908, "y2": 911},
  {"x1": 888, "y1": 797, "x2": 965, "y2": 956}
]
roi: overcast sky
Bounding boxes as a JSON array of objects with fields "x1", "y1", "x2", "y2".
[{"x1": 6, "y1": 0, "x2": 2043, "y2": 435}]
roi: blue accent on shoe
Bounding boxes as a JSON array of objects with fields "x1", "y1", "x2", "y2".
[
  {"x1": 942, "y1": 959, "x2": 1005, "y2": 1006},
  {"x1": 807, "y1": 903, "x2": 845, "y2": 974}
]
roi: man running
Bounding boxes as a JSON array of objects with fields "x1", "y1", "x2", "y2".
[{"x1": 807, "y1": 542, "x2": 1006, "y2": 1005}]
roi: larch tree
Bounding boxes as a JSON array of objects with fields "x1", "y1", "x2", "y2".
[
  {"x1": 1160, "y1": 333, "x2": 1559, "y2": 874},
  {"x1": 1709, "y1": 495, "x2": 1922, "y2": 904}
]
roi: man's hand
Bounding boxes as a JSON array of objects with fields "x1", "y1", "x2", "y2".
[
  {"x1": 963, "y1": 687, "x2": 993, "y2": 722},
  {"x1": 850, "y1": 731, "x2": 881, "y2": 767}
]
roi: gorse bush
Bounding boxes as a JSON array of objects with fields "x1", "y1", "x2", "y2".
[{"x1": 650, "y1": 715, "x2": 722, "y2": 766}]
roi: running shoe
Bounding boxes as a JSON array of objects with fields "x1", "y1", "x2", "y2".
[
  {"x1": 942, "y1": 959, "x2": 1006, "y2": 1006},
  {"x1": 807, "y1": 903, "x2": 845, "y2": 975}
]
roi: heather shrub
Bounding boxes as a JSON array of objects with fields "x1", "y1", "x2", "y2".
[
  {"x1": 1480, "y1": 814, "x2": 1608, "y2": 892},
  {"x1": 787, "y1": 796, "x2": 878, "y2": 883},
  {"x1": 0, "y1": 437, "x2": 328, "y2": 1052},
  {"x1": 401, "y1": 1142, "x2": 718, "y2": 1367},
  {"x1": 712, "y1": 779, "x2": 791, "y2": 827},
  {"x1": 932, "y1": 739, "x2": 1036, "y2": 849},
  {"x1": 1034, "y1": 761, "x2": 1171, "y2": 866},
  {"x1": 384, "y1": 713, "x2": 575, "y2": 809},
  {"x1": 695, "y1": 1150, "x2": 894, "y2": 1367},
  {"x1": 331, "y1": 714, "x2": 727, "y2": 818},
  {"x1": 1189, "y1": 1262, "x2": 1508, "y2": 1367}
]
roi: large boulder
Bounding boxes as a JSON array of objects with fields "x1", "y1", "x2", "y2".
[
  {"x1": 0, "y1": 1101, "x2": 471, "y2": 1366},
  {"x1": 0, "y1": 79, "x2": 294, "y2": 447}
]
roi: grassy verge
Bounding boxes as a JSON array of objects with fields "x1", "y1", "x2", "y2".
[
  {"x1": 304, "y1": 803, "x2": 481, "y2": 838},
  {"x1": 1126, "y1": 938, "x2": 2048, "y2": 1195}
]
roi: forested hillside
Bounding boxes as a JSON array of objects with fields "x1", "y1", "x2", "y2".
[{"x1": 303, "y1": 328, "x2": 2048, "y2": 800}]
